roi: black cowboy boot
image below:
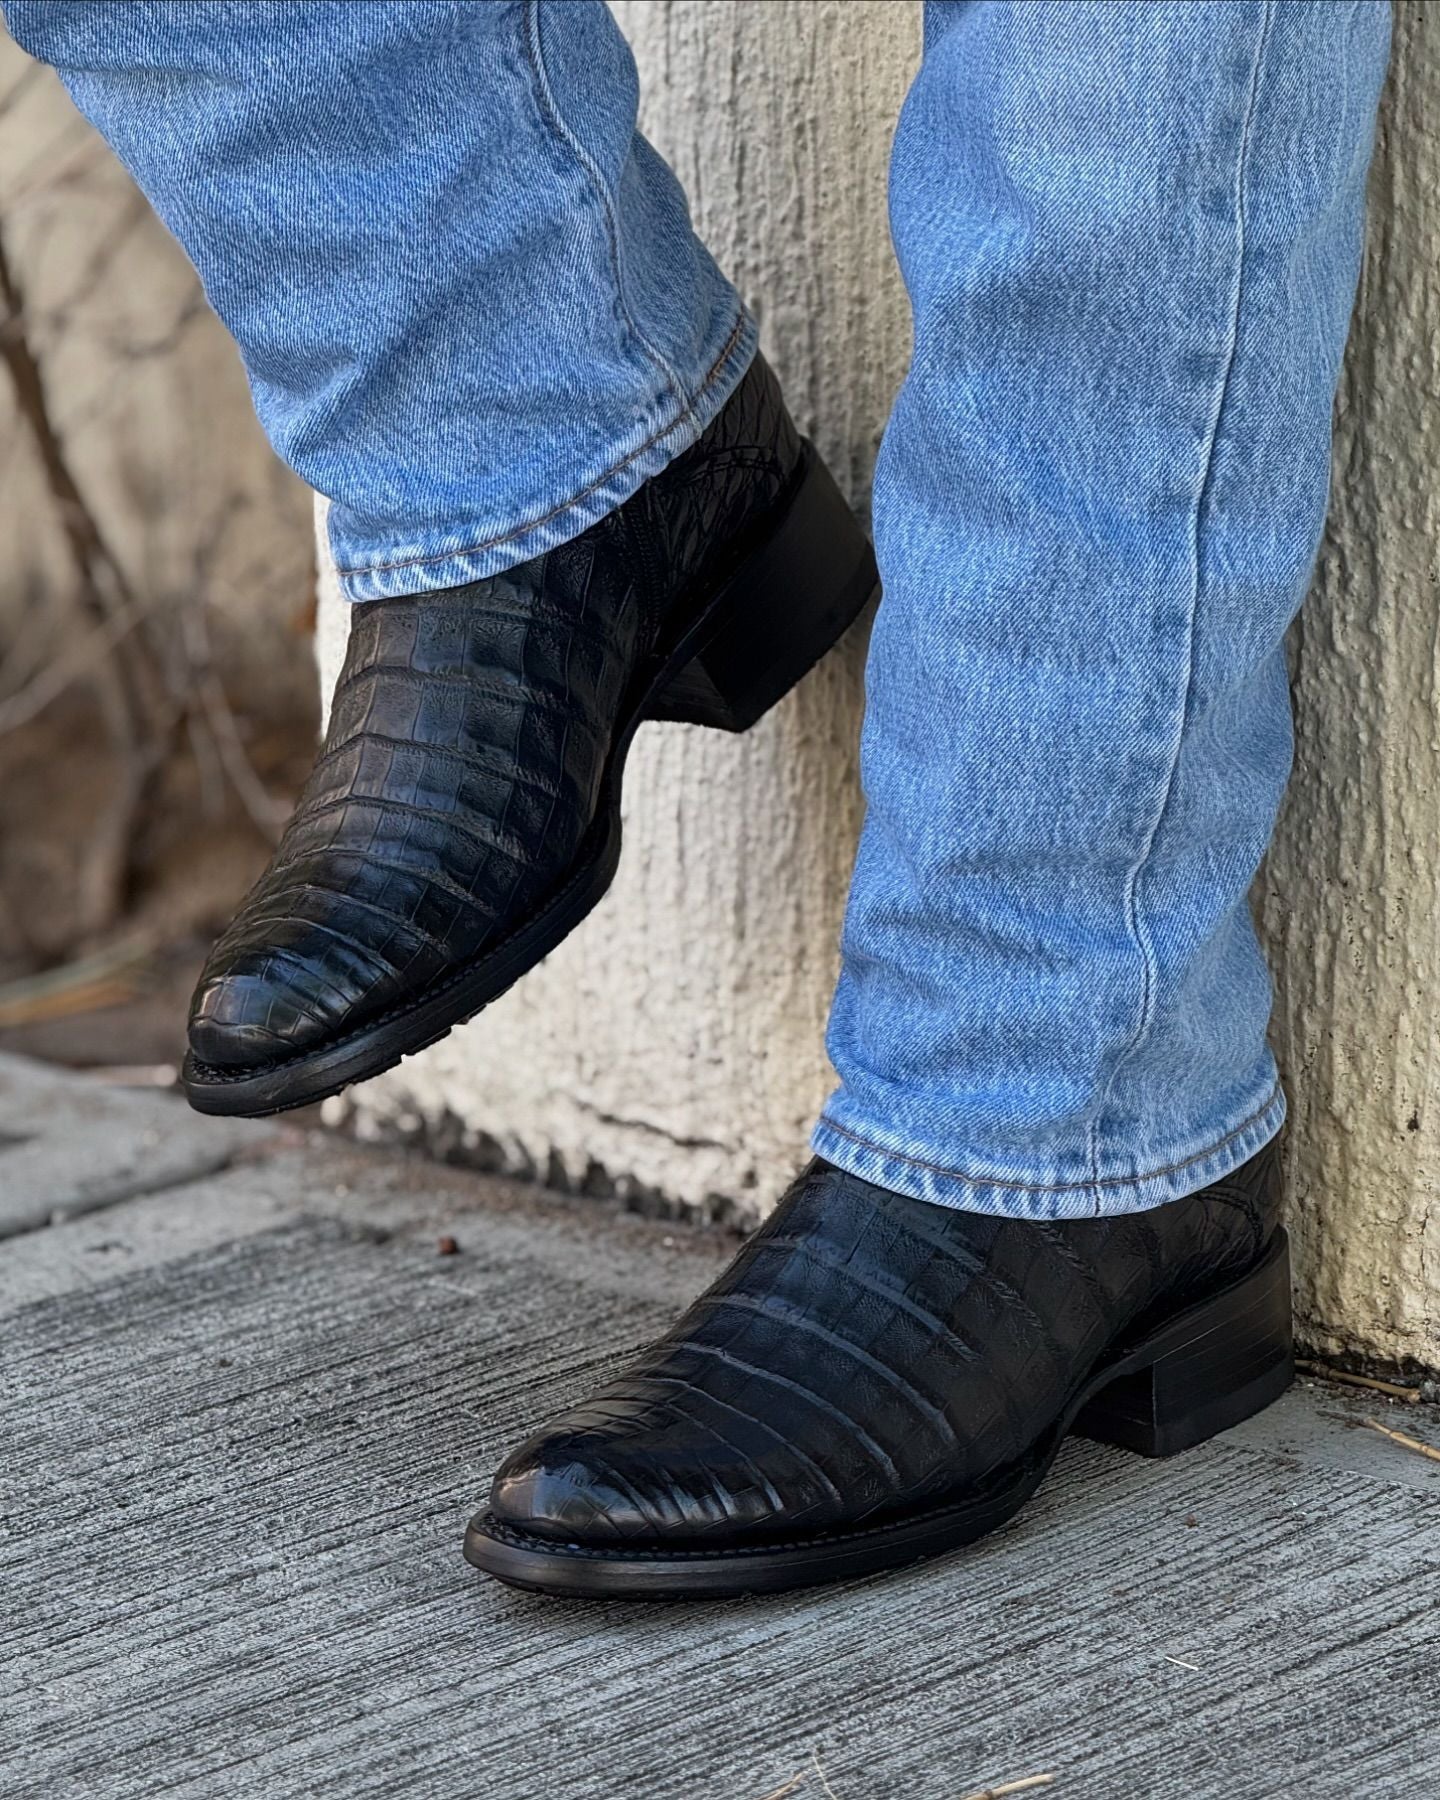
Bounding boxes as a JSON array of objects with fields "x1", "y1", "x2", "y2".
[
  {"x1": 467, "y1": 1139, "x2": 1292, "y2": 1597},
  {"x1": 184, "y1": 355, "x2": 876, "y2": 1116}
]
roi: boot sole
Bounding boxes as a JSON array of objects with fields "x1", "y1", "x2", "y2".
[
  {"x1": 182, "y1": 443, "x2": 878, "y2": 1118},
  {"x1": 462, "y1": 1228, "x2": 1295, "y2": 1599}
]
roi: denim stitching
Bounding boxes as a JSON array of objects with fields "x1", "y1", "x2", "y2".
[
  {"x1": 333, "y1": 312, "x2": 748, "y2": 579},
  {"x1": 525, "y1": 0, "x2": 689, "y2": 413},
  {"x1": 1084, "y1": 0, "x2": 1275, "y2": 1214},
  {"x1": 817, "y1": 1075, "x2": 1282, "y2": 1195}
]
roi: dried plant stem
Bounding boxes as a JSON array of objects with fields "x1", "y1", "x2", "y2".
[
  {"x1": 1296, "y1": 1360, "x2": 1422, "y2": 1403},
  {"x1": 1362, "y1": 1417, "x2": 1440, "y2": 1464},
  {"x1": 181, "y1": 603, "x2": 288, "y2": 842},
  {"x1": 959, "y1": 1776, "x2": 1058, "y2": 1800},
  {"x1": 809, "y1": 1751, "x2": 841, "y2": 1800},
  {"x1": 0, "y1": 592, "x2": 151, "y2": 733},
  {"x1": 753, "y1": 1754, "x2": 845, "y2": 1800},
  {"x1": 0, "y1": 220, "x2": 174, "y2": 934}
]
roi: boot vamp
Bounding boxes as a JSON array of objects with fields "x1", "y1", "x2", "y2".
[
  {"x1": 188, "y1": 567, "x2": 633, "y2": 1069},
  {"x1": 487, "y1": 1155, "x2": 1280, "y2": 1549}
]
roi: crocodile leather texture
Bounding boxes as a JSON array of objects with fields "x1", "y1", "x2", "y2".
[
  {"x1": 488, "y1": 1142, "x2": 1282, "y2": 1548},
  {"x1": 188, "y1": 356, "x2": 802, "y2": 1072}
]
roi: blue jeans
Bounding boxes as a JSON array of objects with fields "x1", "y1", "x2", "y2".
[{"x1": 7, "y1": 1, "x2": 1391, "y2": 1219}]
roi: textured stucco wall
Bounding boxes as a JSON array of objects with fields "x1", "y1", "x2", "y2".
[
  {"x1": 1259, "y1": 1, "x2": 1440, "y2": 1371},
  {"x1": 318, "y1": 1, "x2": 1440, "y2": 1370}
]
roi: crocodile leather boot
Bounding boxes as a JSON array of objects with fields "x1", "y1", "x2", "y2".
[
  {"x1": 466, "y1": 1139, "x2": 1292, "y2": 1597},
  {"x1": 183, "y1": 355, "x2": 877, "y2": 1115}
]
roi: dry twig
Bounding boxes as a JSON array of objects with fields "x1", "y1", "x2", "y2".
[
  {"x1": 0, "y1": 221, "x2": 175, "y2": 934},
  {"x1": 809, "y1": 1751, "x2": 841, "y2": 1800},
  {"x1": 754, "y1": 1752, "x2": 844, "y2": 1800},
  {"x1": 1362, "y1": 1417, "x2": 1440, "y2": 1465},
  {"x1": 180, "y1": 602, "x2": 289, "y2": 841},
  {"x1": 40, "y1": 188, "x2": 150, "y2": 332},
  {"x1": 0, "y1": 591, "x2": 152, "y2": 733},
  {"x1": 755, "y1": 1778, "x2": 807, "y2": 1800},
  {"x1": 1296, "y1": 1360, "x2": 1422, "y2": 1403},
  {"x1": 959, "y1": 1777, "x2": 1057, "y2": 1800}
]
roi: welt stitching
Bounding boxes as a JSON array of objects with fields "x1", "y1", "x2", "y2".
[{"x1": 817, "y1": 1076, "x2": 1282, "y2": 1194}]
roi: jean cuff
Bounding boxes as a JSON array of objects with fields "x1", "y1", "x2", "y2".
[
  {"x1": 810, "y1": 1078, "x2": 1287, "y2": 1221},
  {"x1": 330, "y1": 307, "x2": 759, "y2": 603}
]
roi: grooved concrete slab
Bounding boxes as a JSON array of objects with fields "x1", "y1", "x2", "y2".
[
  {"x1": 1, "y1": 1059, "x2": 1437, "y2": 1800},
  {"x1": 0, "y1": 1053, "x2": 272, "y2": 1238}
]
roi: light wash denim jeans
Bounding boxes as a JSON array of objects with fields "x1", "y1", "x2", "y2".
[{"x1": 6, "y1": 1, "x2": 1391, "y2": 1220}]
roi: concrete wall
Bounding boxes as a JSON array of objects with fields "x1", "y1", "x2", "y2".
[
  {"x1": 319, "y1": 1, "x2": 1440, "y2": 1373},
  {"x1": 1258, "y1": 1, "x2": 1440, "y2": 1372}
]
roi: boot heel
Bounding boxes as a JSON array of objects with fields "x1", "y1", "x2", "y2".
[
  {"x1": 1073, "y1": 1229, "x2": 1294, "y2": 1459},
  {"x1": 648, "y1": 441, "x2": 879, "y2": 734}
]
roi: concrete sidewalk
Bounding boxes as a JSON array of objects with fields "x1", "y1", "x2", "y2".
[{"x1": 2, "y1": 1052, "x2": 1437, "y2": 1800}]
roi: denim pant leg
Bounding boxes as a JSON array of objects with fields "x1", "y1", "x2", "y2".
[
  {"x1": 814, "y1": 0, "x2": 1392, "y2": 1219},
  {"x1": 3, "y1": 0, "x2": 755, "y2": 600}
]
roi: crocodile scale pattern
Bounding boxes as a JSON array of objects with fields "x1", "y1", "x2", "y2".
[
  {"x1": 488, "y1": 1141, "x2": 1282, "y2": 1548},
  {"x1": 188, "y1": 356, "x2": 802, "y2": 1071}
]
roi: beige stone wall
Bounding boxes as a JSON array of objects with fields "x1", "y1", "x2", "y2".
[
  {"x1": 314, "y1": 1, "x2": 1438, "y2": 1371},
  {"x1": 1259, "y1": 1, "x2": 1440, "y2": 1371}
]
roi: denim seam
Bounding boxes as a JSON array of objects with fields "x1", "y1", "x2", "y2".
[
  {"x1": 524, "y1": 0, "x2": 691, "y2": 417},
  {"x1": 817, "y1": 1074, "x2": 1281, "y2": 1196},
  {"x1": 332, "y1": 310, "x2": 748, "y2": 579},
  {"x1": 1083, "y1": 0, "x2": 1275, "y2": 1215}
]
